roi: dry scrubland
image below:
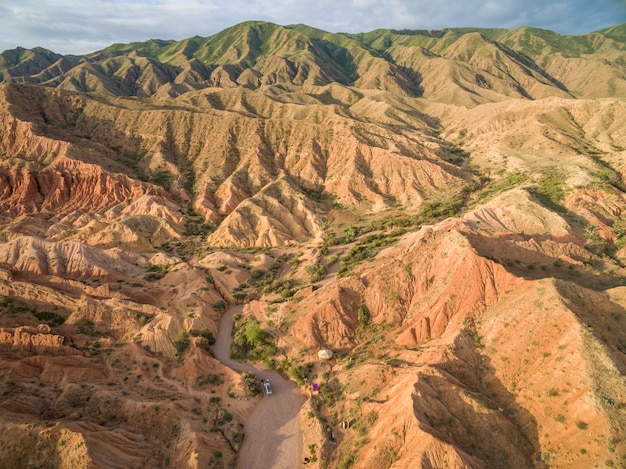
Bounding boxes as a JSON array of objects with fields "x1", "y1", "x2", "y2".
[{"x1": 1, "y1": 20, "x2": 626, "y2": 468}]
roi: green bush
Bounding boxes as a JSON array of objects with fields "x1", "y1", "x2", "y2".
[
  {"x1": 75, "y1": 318, "x2": 101, "y2": 336},
  {"x1": 32, "y1": 311, "x2": 65, "y2": 326},
  {"x1": 358, "y1": 305, "x2": 371, "y2": 328},
  {"x1": 262, "y1": 278, "x2": 292, "y2": 295},
  {"x1": 242, "y1": 372, "x2": 261, "y2": 396},
  {"x1": 269, "y1": 259, "x2": 282, "y2": 272},
  {"x1": 343, "y1": 227, "x2": 359, "y2": 243},
  {"x1": 218, "y1": 411, "x2": 232, "y2": 425},
  {"x1": 250, "y1": 269, "x2": 265, "y2": 280},
  {"x1": 244, "y1": 321, "x2": 264, "y2": 345},
  {"x1": 199, "y1": 329, "x2": 216, "y2": 345},
  {"x1": 196, "y1": 374, "x2": 223, "y2": 386},
  {"x1": 189, "y1": 328, "x2": 216, "y2": 345},
  {"x1": 0, "y1": 296, "x2": 13, "y2": 308},
  {"x1": 319, "y1": 383, "x2": 336, "y2": 406},
  {"x1": 144, "y1": 264, "x2": 170, "y2": 281},
  {"x1": 137, "y1": 314, "x2": 152, "y2": 326},
  {"x1": 338, "y1": 451, "x2": 356, "y2": 469},
  {"x1": 174, "y1": 330, "x2": 190, "y2": 354},
  {"x1": 290, "y1": 362, "x2": 314, "y2": 386},
  {"x1": 231, "y1": 316, "x2": 276, "y2": 363},
  {"x1": 306, "y1": 262, "x2": 327, "y2": 283}
]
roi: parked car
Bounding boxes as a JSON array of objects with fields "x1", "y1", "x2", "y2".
[{"x1": 261, "y1": 378, "x2": 272, "y2": 395}]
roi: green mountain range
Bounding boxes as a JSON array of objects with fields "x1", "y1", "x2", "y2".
[{"x1": 2, "y1": 21, "x2": 625, "y2": 103}]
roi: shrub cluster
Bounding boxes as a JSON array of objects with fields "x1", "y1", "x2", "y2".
[{"x1": 231, "y1": 315, "x2": 277, "y2": 365}]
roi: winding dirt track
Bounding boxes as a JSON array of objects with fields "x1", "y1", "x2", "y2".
[{"x1": 214, "y1": 305, "x2": 306, "y2": 469}]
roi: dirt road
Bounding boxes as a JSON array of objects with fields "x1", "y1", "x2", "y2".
[{"x1": 214, "y1": 305, "x2": 306, "y2": 469}]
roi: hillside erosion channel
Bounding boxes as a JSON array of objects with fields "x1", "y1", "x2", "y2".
[{"x1": 214, "y1": 304, "x2": 306, "y2": 469}]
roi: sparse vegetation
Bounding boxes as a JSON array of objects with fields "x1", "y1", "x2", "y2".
[
  {"x1": 530, "y1": 167, "x2": 566, "y2": 212},
  {"x1": 358, "y1": 304, "x2": 371, "y2": 328},
  {"x1": 136, "y1": 314, "x2": 153, "y2": 326},
  {"x1": 338, "y1": 451, "x2": 357, "y2": 469},
  {"x1": 144, "y1": 263, "x2": 171, "y2": 281},
  {"x1": 196, "y1": 373, "x2": 222, "y2": 386},
  {"x1": 31, "y1": 311, "x2": 65, "y2": 326},
  {"x1": 0, "y1": 296, "x2": 28, "y2": 315},
  {"x1": 462, "y1": 318, "x2": 484, "y2": 349},
  {"x1": 472, "y1": 171, "x2": 529, "y2": 204},
  {"x1": 183, "y1": 206, "x2": 214, "y2": 237},
  {"x1": 75, "y1": 318, "x2": 102, "y2": 336},
  {"x1": 337, "y1": 231, "x2": 405, "y2": 277}
]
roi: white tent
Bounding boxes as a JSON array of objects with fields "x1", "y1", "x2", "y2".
[{"x1": 317, "y1": 349, "x2": 333, "y2": 360}]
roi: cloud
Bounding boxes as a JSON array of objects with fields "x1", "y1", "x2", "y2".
[{"x1": 0, "y1": 0, "x2": 624, "y2": 55}]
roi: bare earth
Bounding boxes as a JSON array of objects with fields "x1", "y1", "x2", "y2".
[{"x1": 214, "y1": 305, "x2": 306, "y2": 469}]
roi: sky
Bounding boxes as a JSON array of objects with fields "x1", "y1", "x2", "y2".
[{"x1": 1, "y1": 0, "x2": 625, "y2": 55}]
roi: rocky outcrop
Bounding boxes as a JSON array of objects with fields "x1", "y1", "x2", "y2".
[
  {"x1": 0, "y1": 325, "x2": 77, "y2": 354},
  {"x1": 0, "y1": 157, "x2": 157, "y2": 217},
  {"x1": 0, "y1": 236, "x2": 147, "y2": 280}
]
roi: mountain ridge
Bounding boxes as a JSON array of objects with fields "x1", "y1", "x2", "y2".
[{"x1": 2, "y1": 21, "x2": 625, "y2": 103}]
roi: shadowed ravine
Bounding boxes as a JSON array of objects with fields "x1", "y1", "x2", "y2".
[{"x1": 214, "y1": 305, "x2": 306, "y2": 469}]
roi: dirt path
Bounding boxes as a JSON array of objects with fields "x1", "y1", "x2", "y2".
[{"x1": 214, "y1": 305, "x2": 306, "y2": 469}]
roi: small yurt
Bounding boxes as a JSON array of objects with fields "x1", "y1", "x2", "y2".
[{"x1": 317, "y1": 349, "x2": 333, "y2": 360}]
